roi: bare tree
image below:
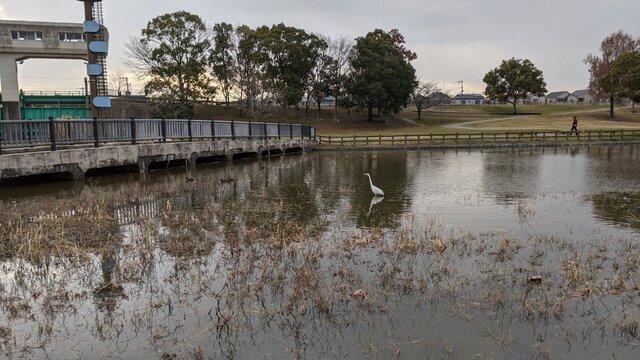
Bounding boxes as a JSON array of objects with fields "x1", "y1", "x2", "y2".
[
  {"x1": 326, "y1": 35, "x2": 353, "y2": 122},
  {"x1": 412, "y1": 81, "x2": 440, "y2": 121},
  {"x1": 109, "y1": 68, "x2": 128, "y2": 96},
  {"x1": 306, "y1": 34, "x2": 334, "y2": 118},
  {"x1": 233, "y1": 25, "x2": 269, "y2": 120}
]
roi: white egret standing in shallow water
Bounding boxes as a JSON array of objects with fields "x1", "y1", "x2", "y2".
[{"x1": 364, "y1": 173, "x2": 384, "y2": 196}]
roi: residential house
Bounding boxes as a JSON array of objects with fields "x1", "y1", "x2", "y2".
[
  {"x1": 300, "y1": 95, "x2": 336, "y2": 107},
  {"x1": 545, "y1": 91, "x2": 578, "y2": 104},
  {"x1": 515, "y1": 93, "x2": 546, "y2": 105},
  {"x1": 572, "y1": 89, "x2": 593, "y2": 105},
  {"x1": 427, "y1": 91, "x2": 451, "y2": 105},
  {"x1": 450, "y1": 93, "x2": 485, "y2": 105}
]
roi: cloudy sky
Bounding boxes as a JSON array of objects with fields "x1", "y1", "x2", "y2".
[{"x1": 1, "y1": 0, "x2": 639, "y2": 95}]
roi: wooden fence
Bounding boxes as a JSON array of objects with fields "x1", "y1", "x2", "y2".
[{"x1": 318, "y1": 130, "x2": 640, "y2": 146}]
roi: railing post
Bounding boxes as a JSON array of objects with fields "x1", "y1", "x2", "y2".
[
  {"x1": 93, "y1": 117, "x2": 99, "y2": 147},
  {"x1": 161, "y1": 118, "x2": 167, "y2": 142},
  {"x1": 49, "y1": 116, "x2": 57, "y2": 151},
  {"x1": 290, "y1": 124, "x2": 293, "y2": 140},
  {"x1": 188, "y1": 118, "x2": 193, "y2": 142},
  {"x1": 231, "y1": 120, "x2": 236, "y2": 140},
  {"x1": 130, "y1": 117, "x2": 137, "y2": 145},
  {"x1": 264, "y1": 122, "x2": 268, "y2": 139},
  {"x1": 211, "y1": 120, "x2": 216, "y2": 140},
  {"x1": 248, "y1": 121, "x2": 253, "y2": 139}
]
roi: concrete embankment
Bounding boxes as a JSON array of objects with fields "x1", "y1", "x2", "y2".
[{"x1": 0, "y1": 139, "x2": 314, "y2": 181}]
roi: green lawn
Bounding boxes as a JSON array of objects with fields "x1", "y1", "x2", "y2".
[{"x1": 193, "y1": 103, "x2": 640, "y2": 136}]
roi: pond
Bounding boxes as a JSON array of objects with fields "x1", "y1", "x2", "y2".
[{"x1": 0, "y1": 145, "x2": 639, "y2": 359}]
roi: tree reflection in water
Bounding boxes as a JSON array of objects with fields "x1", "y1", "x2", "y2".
[{"x1": 0, "y1": 148, "x2": 639, "y2": 359}]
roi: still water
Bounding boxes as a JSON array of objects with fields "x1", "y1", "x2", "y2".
[{"x1": 0, "y1": 145, "x2": 639, "y2": 359}]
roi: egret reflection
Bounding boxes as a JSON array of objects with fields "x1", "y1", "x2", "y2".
[{"x1": 367, "y1": 195, "x2": 384, "y2": 217}]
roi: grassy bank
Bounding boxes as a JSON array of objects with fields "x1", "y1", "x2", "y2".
[{"x1": 194, "y1": 103, "x2": 640, "y2": 136}]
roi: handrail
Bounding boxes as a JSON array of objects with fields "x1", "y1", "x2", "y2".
[
  {"x1": 0, "y1": 117, "x2": 316, "y2": 154},
  {"x1": 317, "y1": 130, "x2": 640, "y2": 146}
]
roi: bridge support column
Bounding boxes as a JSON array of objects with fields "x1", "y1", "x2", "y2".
[{"x1": 0, "y1": 56, "x2": 21, "y2": 120}]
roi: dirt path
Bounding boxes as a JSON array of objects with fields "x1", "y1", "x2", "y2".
[{"x1": 390, "y1": 113, "x2": 426, "y2": 127}]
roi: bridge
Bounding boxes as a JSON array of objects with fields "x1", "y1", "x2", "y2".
[
  {"x1": 0, "y1": 19, "x2": 89, "y2": 120},
  {"x1": 0, "y1": 118, "x2": 316, "y2": 181}
]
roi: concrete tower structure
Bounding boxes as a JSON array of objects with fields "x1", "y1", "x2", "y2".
[
  {"x1": 0, "y1": 20, "x2": 87, "y2": 120},
  {"x1": 78, "y1": 0, "x2": 111, "y2": 118}
]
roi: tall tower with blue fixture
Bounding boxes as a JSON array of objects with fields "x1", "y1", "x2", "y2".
[{"x1": 77, "y1": 0, "x2": 110, "y2": 118}]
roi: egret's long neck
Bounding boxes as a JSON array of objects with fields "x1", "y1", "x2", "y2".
[{"x1": 366, "y1": 174, "x2": 373, "y2": 186}]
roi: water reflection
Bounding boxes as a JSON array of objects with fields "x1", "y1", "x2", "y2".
[
  {"x1": 1, "y1": 145, "x2": 640, "y2": 358},
  {"x1": 367, "y1": 196, "x2": 384, "y2": 217}
]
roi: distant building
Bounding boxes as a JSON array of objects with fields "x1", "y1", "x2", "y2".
[
  {"x1": 545, "y1": 91, "x2": 578, "y2": 104},
  {"x1": 515, "y1": 93, "x2": 546, "y2": 105},
  {"x1": 300, "y1": 95, "x2": 336, "y2": 107},
  {"x1": 450, "y1": 93, "x2": 485, "y2": 105},
  {"x1": 427, "y1": 91, "x2": 452, "y2": 105},
  {"x1": 572, "y1": 89, "x2": 593, "y2": 105}
]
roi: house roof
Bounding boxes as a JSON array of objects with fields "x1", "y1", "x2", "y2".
[
  {"x1": 451, "y1": 93, "x2": 485, "y2": 100},
  {"x1": 546, "y1": 91, "x2": 571, "y2": 99},
  {"x1": 428, "y1": 91, "x2": 451, "y2": 100},
  {"x1": 572, "y1": 89, "x2": 589, "y2": 97}
]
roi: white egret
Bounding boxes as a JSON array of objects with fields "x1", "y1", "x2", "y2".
[{"x1": 364, "y1": 173, "x2": 384, "y2": 196}]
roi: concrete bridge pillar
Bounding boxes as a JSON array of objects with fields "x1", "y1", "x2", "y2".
[{"x1": 0, "y1": 55, "x2": 20, "y2": 120}]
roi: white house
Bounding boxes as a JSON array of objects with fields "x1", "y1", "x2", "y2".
[
  {"x1": 545, "y1": 91, "x2": 578, "y2": 104},
  {"x1": 450, "y1": 93, "x2": 485, "y2": 105},
  {"x1": 515, "y1": 93, "x2": 546, "y2": 104},
  {"x1": 571, "y1": 89, "x2": 593, "y2": 105}
]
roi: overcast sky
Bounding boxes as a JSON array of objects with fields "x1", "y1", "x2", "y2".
[{"x1": 1, "y1": 0, "x2": 639, "y2": 95}]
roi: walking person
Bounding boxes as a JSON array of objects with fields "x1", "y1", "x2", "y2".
[{"x1": 569, "y1": 116, "x2": 578, "y2": 135}]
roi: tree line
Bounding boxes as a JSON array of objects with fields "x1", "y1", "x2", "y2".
[
  {"x1": 125, "y1": 11, "x2": 418, "y2": 120},
  {"x1": 125, "y1": 12, "x2": 640, "y2": 122}
]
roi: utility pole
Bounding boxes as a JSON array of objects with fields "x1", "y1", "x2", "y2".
[{"x1": 457, "y1": 80, "x2": 464, "y2": 94}]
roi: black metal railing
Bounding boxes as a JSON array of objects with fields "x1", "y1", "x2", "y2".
[{"x1": 0, "y1": 117, "x2": 316, "y2": 154}]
